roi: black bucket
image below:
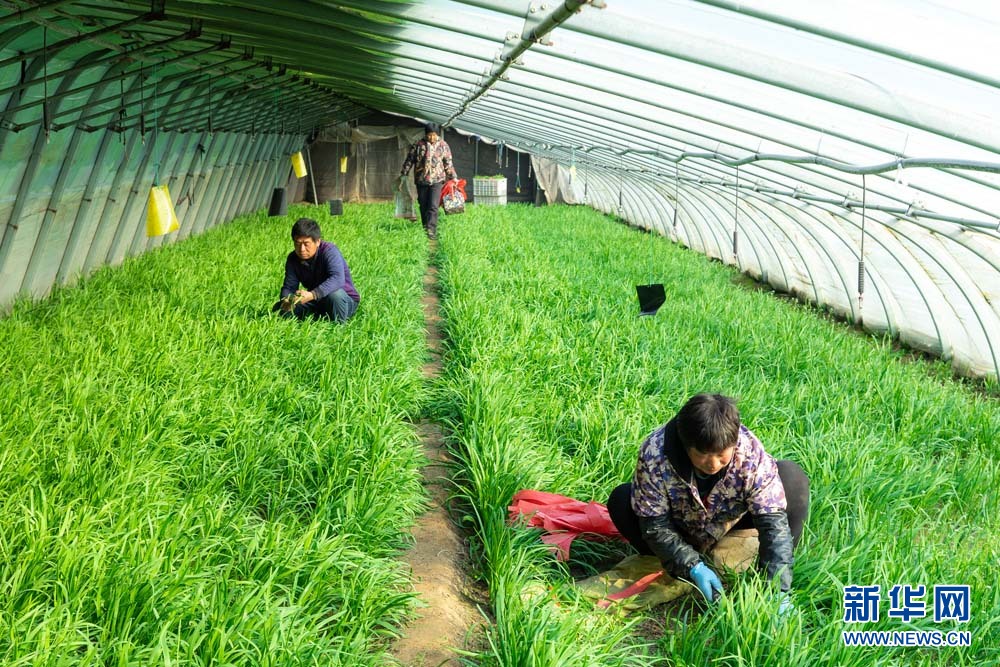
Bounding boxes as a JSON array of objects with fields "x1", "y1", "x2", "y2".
[
  {"x1": 329, "y1": 199, "x2": 343, "y2": 216},
  {"x1": 268, "y1": 187, "x2": 287, "y2": 217},
  {"x1": 636, "y1": 283, "x2": 666, "y2": 316}
]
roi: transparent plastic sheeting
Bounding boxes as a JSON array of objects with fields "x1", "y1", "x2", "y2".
[
  {"x1": 1, "y1": 0, "x2": 999, "y2": 380},
  {"x1": 533, "y1": 158, "x2": 1000, "y2": 382}
]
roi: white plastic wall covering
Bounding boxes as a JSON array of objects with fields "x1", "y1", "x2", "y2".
[
  {"x1": 557, "y1": 3, "x2": 1000, "y2": 154},
  {"x1": 217, "y1": 133, "x2": 267, "y2": 223},
  {"x1": 198, "y1": 131, "x2": 246, "y2": 231},
  {"x1": 689, "y1": 1, "x2": 1000, "y2": 89},
  {"x1": 17, "y1": 51, "x2": 112, "y2": 299},
  {"x1": 721, "y1": 193, "x2": 809, "y2": 295},
  {"x1": 864, "y1": 219, "x2": 992, "y2": 370},
  {"x1": 2, "y1": 53, "x2": 102, "y2": 303},
  {"x1": 54, "y1": 124, "x2": 119, "y2": 286},
  {"x1": 761, "y1": 199, "x2": 875, "y2": 324},
  {"x1": 187, "y1": 132, "x2": 241, "y2": 238},
  {"x1": 888, "y1": 225, "x2": 1000, "y2": 378},
  {"x1": 818, "y1": 204, "x2": 949, "y2": 350},
  {"x1": 682, "y1": 184, "x2": 773, "y2": 281},
  {"x1": 176, "y1": 130, "x2": 226, "y2": 241},
  {"x1": 247, "y1": 134, "x2": 288, "y2": 215}
]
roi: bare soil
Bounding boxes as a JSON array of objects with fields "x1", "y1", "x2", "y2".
[{"x1": 391, "y1": 242, "x2": 485, "y2": 666}]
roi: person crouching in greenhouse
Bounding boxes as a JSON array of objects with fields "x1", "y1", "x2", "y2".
[
  {"x1": 399, "y1": 122, "x2": 459, "y2": 240},
  {"x1": 272, "y1": 218, "x2": 360, "y2": 322},
  {"x1": 607, "y1": 393, "x2": 809, "y2": 613}
]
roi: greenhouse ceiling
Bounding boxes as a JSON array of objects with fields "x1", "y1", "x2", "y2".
[{"x1": 1, "y1": 0, "x2": 999, "y2": 381}]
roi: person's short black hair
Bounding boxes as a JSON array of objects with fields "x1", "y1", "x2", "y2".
[
  {"x1": 676, "y1": 393, "x2": 741, "y2": 454},
  {"x1": 424, "y1": 122, "x2": 440, "y2": 135},
  {"x1": 291, "y1": 217, "x2": 322, "y2": 241}
]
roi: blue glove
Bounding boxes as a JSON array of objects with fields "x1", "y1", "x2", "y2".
[
  {"x1": 777, "y1": 592, "x2": 795, "y2": 618},
  {"x1": 689, "y1": 562, "x2": 724, "y2": 601}
]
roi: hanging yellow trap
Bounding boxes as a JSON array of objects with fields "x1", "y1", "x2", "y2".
[
  {"x1": 339, "y1": 155, "x2": 348, "y2": 173},
  {"x1": 146, "y1": 184, "x2": 179, "y2": 237},
  {"x1": 291, "y1": 151, "x2": 308, "y2": 178}
]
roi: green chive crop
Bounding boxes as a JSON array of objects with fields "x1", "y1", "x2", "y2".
[
  {"x1": 437, "y1": 204, "x2": 999, "y2": 666},
  {"x1": 0, "y1": 203, "x2": 430, "y2": 665}
]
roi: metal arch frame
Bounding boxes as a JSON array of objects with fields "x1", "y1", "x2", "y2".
[
  {"x1": 734, "y1": 192, "x2": 870, "y2": 326},
  {"x1": 301, "y1": 0, "x2": 1000, "y2": 216},
  {"x1": 104, "y1": 77, "x2": 192, "y2": 267},
  {"x1": 689, "y1": 0, "x2": 1000, "y2": 91},
  {"x1": 9, "y1": 53, "x2": 109, "y2": 294},
  {"x1": 801, "y1": 198, "x2": 999, "y2": 378},
  {"x1": 444, "y1": 0, "x2": 603, "y2": 126},
  {"x1": 693, "y1": 181, "x2": 800, "y2": 297},
  {"x1": 497, "y1": 53, "x2": 1000, "y2": 222},
  {"x1": 52, "y1": 0, "x2": 991, "y2": 221},
  {"x1": 454, "y1": 0, "x2": 1000, "y2": 156},
  {"x1": 781, "y1": 197, "x2": 947, "y2": 354},
  {"x1": 18, "y1": 51, "x2": 129, "y2": 296},
  {"x1": 0, "y1": 53, "x2": 47, "y2": 285},
  {"x1": 175, "y1": 129, "x2": 228, "y2": 241},
  {"x1": 49, "y1": 55, "x2": 257, "y2": 131},
  {"x1": 441, "y1": 77, "x2": 930, "y2": 227}
]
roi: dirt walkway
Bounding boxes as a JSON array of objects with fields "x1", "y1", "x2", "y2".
[{"x1": 391, "y1": 242, "x2": 483, "y2": 666}]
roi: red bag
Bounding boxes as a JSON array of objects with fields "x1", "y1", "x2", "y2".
[
  {"x1": 509, "y1": 489, "x2": 624, "y2": 561},
  {"x1": 440, "y1": 178, "x2": 467, "y2": 215}
]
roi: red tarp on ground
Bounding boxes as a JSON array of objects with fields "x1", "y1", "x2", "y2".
[{"x1": 508, "y1": 489, "x2": 624, "y2": 561}]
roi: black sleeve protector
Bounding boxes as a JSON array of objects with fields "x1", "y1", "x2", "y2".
[
  {"x1": 638, "y1": 515, "x2": 703, "y2": 579},
  {"x1": 755, "y1": 511, "x2": 794, "y2": 592}
]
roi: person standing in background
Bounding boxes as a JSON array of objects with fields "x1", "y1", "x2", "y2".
[{"x1": 400, "y1": 123, "x2": 458, "y2": 240}]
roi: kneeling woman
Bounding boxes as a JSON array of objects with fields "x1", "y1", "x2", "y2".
[{"x1": 607, "y1": 393, "x2": 809, "y2": 612}]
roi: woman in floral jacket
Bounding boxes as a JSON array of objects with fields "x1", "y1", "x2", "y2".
[
  {"x1": 400, "y1": 123, "x2": 458, "y2": 240},
  {"x1": 607, "y1": 393, "x2": 809, "y2": 612}
]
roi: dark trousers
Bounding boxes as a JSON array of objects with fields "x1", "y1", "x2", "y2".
[
  {"x1": 607, "y1": 460, "x2": 810, "y2": 555},
  {"x1": 272, "y1": 288, "x2": 358, "y2": 322},
  {"x1": 416, "y1": 181, "x2": 443, "y2": 238}
]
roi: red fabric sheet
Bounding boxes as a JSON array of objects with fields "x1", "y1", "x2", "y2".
[{"x1": 508, "y1": 489, "x2": 624, "y2": 561}]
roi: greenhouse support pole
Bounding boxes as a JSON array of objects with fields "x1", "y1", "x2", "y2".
[{"x1": 305, "y1": 144, "x2": 318, "y2": 205}]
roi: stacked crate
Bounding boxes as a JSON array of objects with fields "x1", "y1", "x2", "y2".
[{"x1": 473, "y1": 177, "x2": 507, "y2": 205}]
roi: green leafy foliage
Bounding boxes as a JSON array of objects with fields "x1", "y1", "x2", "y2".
[
  {"x1": 437, "y1": 203, "x2": 1000, "y2": 666},
  {"x1": 0, "y1": 204, "x2": 429, "y2": 664}
]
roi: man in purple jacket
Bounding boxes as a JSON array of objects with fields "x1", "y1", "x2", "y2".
[{"x1": 272, "y1": 218, "x2": 360, "y2": 322}]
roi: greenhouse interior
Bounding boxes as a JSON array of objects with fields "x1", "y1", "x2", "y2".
[{"x1": 1, "y1": 0, "x2": 997, "y2": 664}]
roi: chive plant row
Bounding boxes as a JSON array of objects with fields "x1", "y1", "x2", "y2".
[
  {"x1": 0, "y1": 204, "x2": 430, "y2": 664},
  {"x1": 436, "y1": 204, "x2": 999, "y2": 666}
]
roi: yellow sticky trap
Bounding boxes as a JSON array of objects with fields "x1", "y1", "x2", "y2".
[
  {"x1": 146, "y1": 184, "x2": 179, "y2": 237},
  {"x1": 339, "y1": 156, "x2": 348, "y2": 173},
  {"x1": 291, "y1": 151, "x2": 308, "y2": 178}
]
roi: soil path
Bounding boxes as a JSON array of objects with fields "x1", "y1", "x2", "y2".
[{"x1": 391, "y1": 241, "x2": 483, "y2": 666}]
